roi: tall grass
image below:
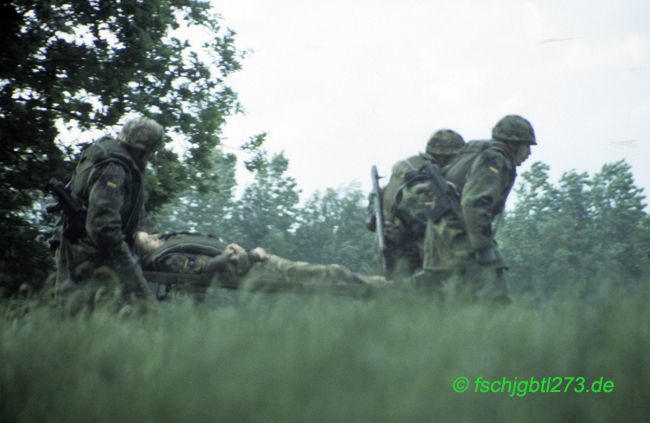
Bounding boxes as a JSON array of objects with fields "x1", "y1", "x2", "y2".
[{"x1": 1, "y1": 280, "x2": 649, "y2": 422}]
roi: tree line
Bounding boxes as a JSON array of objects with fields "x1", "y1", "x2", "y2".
[
  {"x1": 498, "y1": 160, "x2": 650, "y2": 296},
  {"x1": 154, "y1": 148, "x2": 376, "y2": 275},
  {"x1": 155, "y1": 149, "x2": 650, "y2": 298},
  {"x1": 1, "y1": 0, "x2": 648, "y2": 297}
]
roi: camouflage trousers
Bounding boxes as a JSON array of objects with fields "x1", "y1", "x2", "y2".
[
  {"x1": 419, "y1": 218, "x2": 510, "y2": 303},
  {"x1": 54, "y1": 241, "x2": 155, "y2": 314},
  {"x1": 376, "y1": 220, "x2": 423, "y2": 278},
  {"x1": 244, "y1": 255, "x2": 386, "y2": 288},
  {"x1": 377, "y1": 241, "x2": 422, "y2": 279},
  {"x1": 163, "y1": 254, "x2": 388, "y2": 302}
]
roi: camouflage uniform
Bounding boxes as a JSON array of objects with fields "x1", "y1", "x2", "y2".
[
  {"x1": 53, "y1": 118, "x2": 164, "y2": 307},
  {"x1": 421, "y1": 115, "x2": 536, "y2": 302},
  {"x1": 140, "y1": 233, "x2": 387, "y2": 301},
  {"x1": 368, "y1": 129, "x2": 465, "y2": 277}
]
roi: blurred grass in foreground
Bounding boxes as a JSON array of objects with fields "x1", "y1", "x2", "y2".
[{"x1": 1, "y1": 280, "x2": 649, "y2": 423}]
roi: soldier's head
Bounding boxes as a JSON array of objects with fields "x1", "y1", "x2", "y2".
[
  {"x1": 119, "y1": 117, "x2": 165, "y2": 168},
  {"x1": 134, "y1": 231, "x2": 164, "y2": 259},
  {"x1": 426, "y1": 129, "x2": 465, "y2": 167},
  {"x1": 491, "y1": 115, "x2": 536, "y2": 166}
]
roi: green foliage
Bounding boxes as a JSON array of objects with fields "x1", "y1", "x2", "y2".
[
  {"x1": 293, "y1": 185, "x2": 375, "y2": 273},
  {"x1": 154, "y1": 151, "x2": 375, "y2": 273},
  {"x1": 2, "y1": 0, "x2": 242, "y2": 204},
  {"x1": 241, "y1": 132, "x2": 269, "y2": 172},
  {"x1": 0, "y1": 214, "x2": 54, "y2": 296},
  {"x1": 2, "y1": 282, "x2": 649, "y2": 422},
  {"x1": 0, "y1": 0, "x2": 243, "y2": 295},
  {"x1": 499, "y1": 160, "x2": 649, "y2": 295},
  {"x1": 155, "y1": 148, "x2": 238, "y2": 234},
  {"x1": 155, "y1": 149, "x2": 302, "y2": 253},
  {"x1": 229, "y1": 152, "x2": 301, "y2": 257}
]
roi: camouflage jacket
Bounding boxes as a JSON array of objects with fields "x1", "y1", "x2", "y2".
[
  {"x1": 443, "y1": 141, "x2": 516, "y2": 252},
  {"x1": 365, "y1": 153, "x2": 444, "y2": 275},
  {"x1": 66, "y1": 137, "x2": 145, "y2": 261},
  {"x1": 381, "y1": 153, "x2": 442, "y2": 241}
]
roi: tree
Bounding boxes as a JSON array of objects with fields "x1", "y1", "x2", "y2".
[
  {"x1": 228, "y1": 152, "x2": 301, "y2": 257},
  {"x1": 154, "y1": 148, "x2": 238, "y2": 236},
  {"x1": 0, "y1": 0, "x2": 244, "y2": 295},
  {"x1": 498, "y1": 160, "x2": 649, "y2": 296},
  {"x1": 589, "y1": 161, "x2": 648, "y2": 280},
  {"x1": 293, "y1": 185, "x2": 375, "y2": 273}
]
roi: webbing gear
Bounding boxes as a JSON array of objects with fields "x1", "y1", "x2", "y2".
[
  {"x1": 61, "y1": 137, "x2": 145, "y2": 246},
  {"x1": 420, "y1": 161, "x2": 465, "y2": 226}
]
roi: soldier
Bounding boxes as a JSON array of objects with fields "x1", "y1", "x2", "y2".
[
  {"x1": 134, "y1": 232, "x2": 388, "y2": 302},
  {"x1": 421, "y1": 115, "x2": 536, "y2": 302},
  {"x1": 52, "y1": 117, "x2": 164, "y2": 307},
  {"x1": 368, "y1": 129, "x2": 465, "y2": 277}
]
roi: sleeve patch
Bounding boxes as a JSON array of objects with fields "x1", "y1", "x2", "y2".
[
  {"x1": 106, "y1": 181, "x2": 119, "y2": 189},
  {"x1": 489, "y1": 166, "x2": 499, "y2": 174}
]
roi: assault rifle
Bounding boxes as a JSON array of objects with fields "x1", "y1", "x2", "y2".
[
  {"x1": 420, "y1": 162, "x2": 496, "y2": 264},
  {"x1": 420, "y1": 162, "x2": 464, "y2": 226},
  {"x1": 370, "y1": 165, "x2": 387, "y2": 274},
  {"x1": 45, "y1": 178, "x2": 87, "y2": 242}
]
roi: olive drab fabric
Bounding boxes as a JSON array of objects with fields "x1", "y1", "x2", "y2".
[
  {"x1": 377, "y1": 153, "x2": 435, "y2": 276},
  {"x1": 142, "y1": 233, "x2": 252, "y2": 288},
  {"x1": 54, "y1": 135, "x2": 153, "y2": 305},
  {"x1": 68, "y1": 136, "x2": 145, "y2": 246},
  {"x1": 140, "y1": 233, "x2": 387, "y2": 301},
  {"x1": 140, "y1": 233, "x2": 252, "y2": 301},
  {"x1": 443, "y1": 140, "x2": 516, "y2": 252},
  {"x1": 369, "y1": 129, "x2": 465, "y2": 277},
  {"x1": 421, "y1": 140, "x2": 518, "y2": 302}
]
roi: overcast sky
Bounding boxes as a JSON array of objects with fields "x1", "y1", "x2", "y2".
[{"x1": 216, "y1": 0, "x2": 650, "y2": 205}]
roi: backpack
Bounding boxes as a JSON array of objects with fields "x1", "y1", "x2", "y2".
[
  {"x1": 67, "y1": 136, "x2": 144, "y2": 244},
  {"x1": 389, "y1": 155, "x2": 440, "y2": 235},
  {"x1": 147, "y1": 233, "x2": 227, "y2": 271},
  {"x1": 444, "y1": 140, "x2": 503, "y2": 191}
]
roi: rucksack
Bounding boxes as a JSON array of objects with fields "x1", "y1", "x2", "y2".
[
  {"x1": 444, "y1": 140, "x2": 503, "y2": 191},
  {"x1": 67, "y1": 136, "x2": 144, "y2": 244},
  {"x1": 389, "y1": 155, "x2": 442, "y2": 234},
  {"x1": 147, "y1": 232, "x2": 227, "y2": 271}
]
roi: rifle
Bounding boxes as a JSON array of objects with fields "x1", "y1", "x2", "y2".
[
  {"x1": 45, "y1": 178, "x2": 87, "y2": 242},
  {"x1": 421, "y1": 162, "x2": 464, "y2": 226},
  {"x1": 420, "y1": 162, "x2": 496, "y2": 264},
  {"x1": 371, "y1": 165, "x2": 387, "y2": 274}
]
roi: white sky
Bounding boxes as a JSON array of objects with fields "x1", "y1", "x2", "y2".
[{"x1": 217, "y1": 0, "x2": 650, "y2": 205}]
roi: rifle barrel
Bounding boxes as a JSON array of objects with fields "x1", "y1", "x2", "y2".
[{"x1": 371, "y1": 165, "x2": 387, "y2": 274}]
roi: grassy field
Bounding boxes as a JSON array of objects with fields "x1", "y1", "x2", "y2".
[{"x1": 1, "y1": 281, "x2": 649, "y2": 422}]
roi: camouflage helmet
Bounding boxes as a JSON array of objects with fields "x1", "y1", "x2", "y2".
[
  {"x1": 492, "y1": 115, "x2": 536, "y2": 145},
  {"x1": 426, "y1": 129, "x2": 465, "y2": 155},
  {"x1": 119, "y1": 117, "x2": 164, "y2": 153}
]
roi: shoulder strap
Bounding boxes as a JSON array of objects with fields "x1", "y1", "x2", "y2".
[
  {"x1": 393, "y1": 156, "x2": 436, "y2": 209},
  {"x1": 84, "y1": 138, "x2": 145, "y2": 244},
  {"x1": 444, "y1": 141, "x2": 497, "y2": 191}
]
